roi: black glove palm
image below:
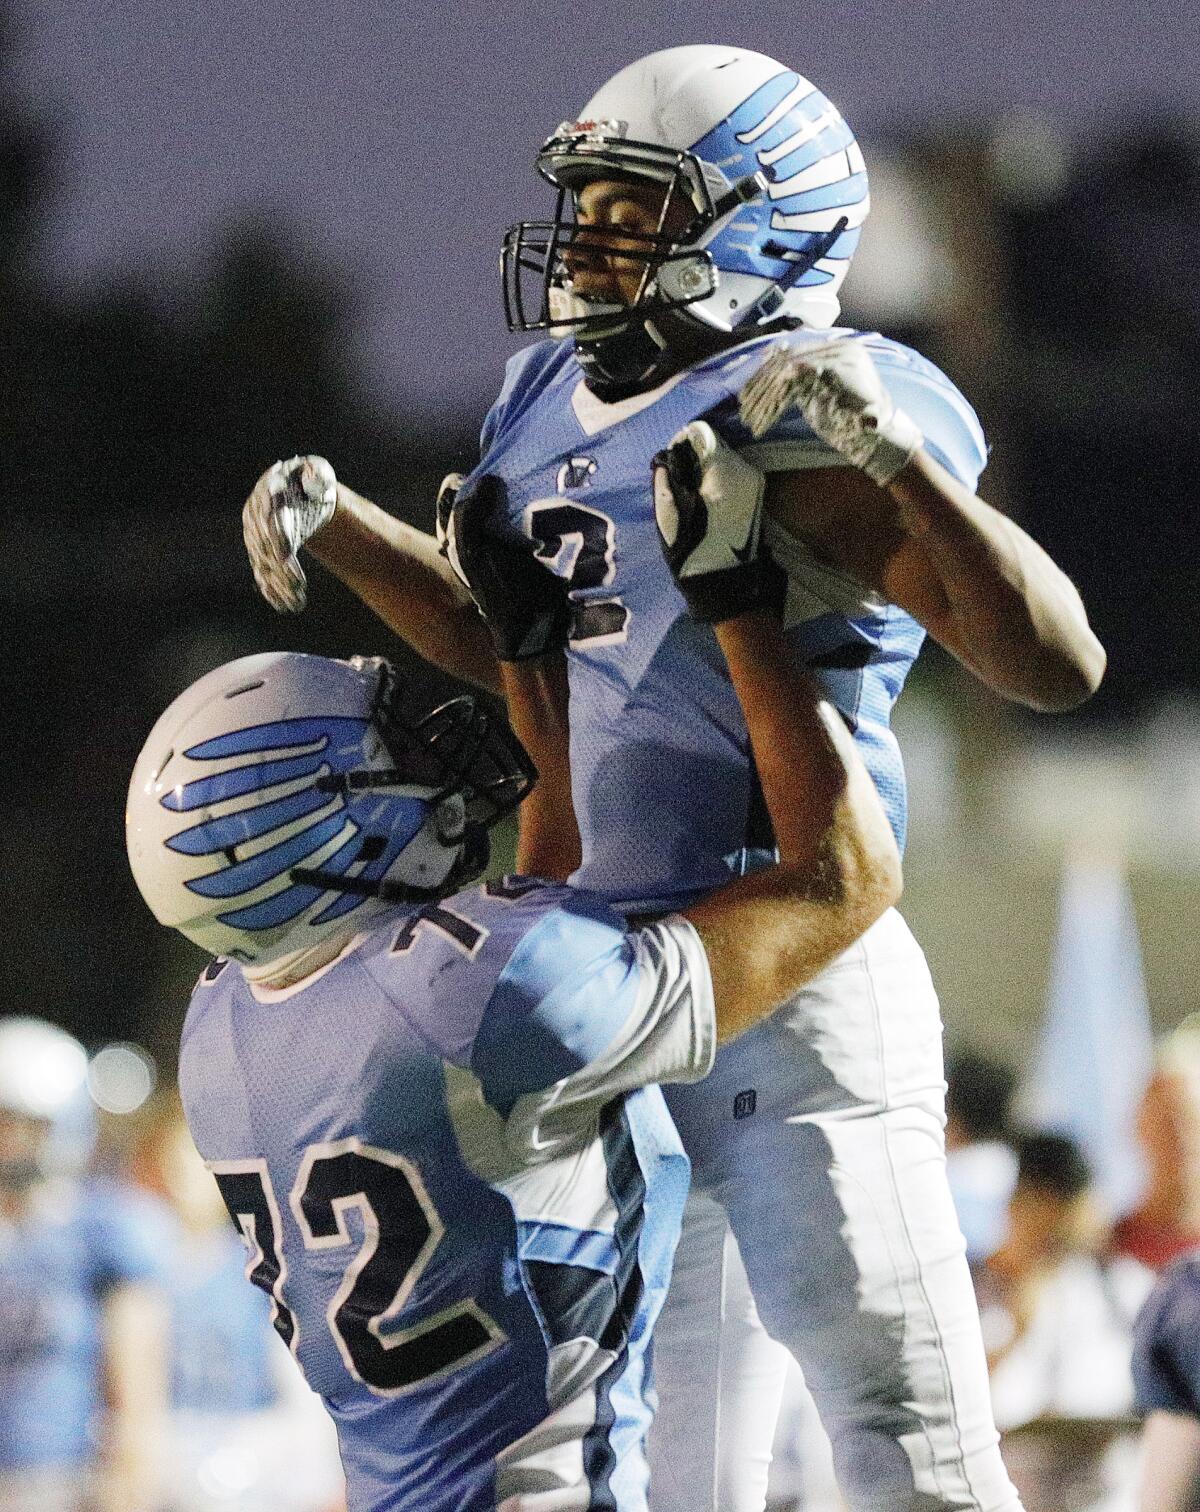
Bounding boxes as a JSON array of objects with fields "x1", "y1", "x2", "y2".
[{"x1": 437, "y1": 475, "x2": 570, "y2": 662}]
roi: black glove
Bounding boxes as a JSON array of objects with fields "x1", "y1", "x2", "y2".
[
  {"x1": 436, "y1": 474, "x2": 570, "y2": 661},
  {"x1": 652, "y1": 422, "x2": 783, "y2": 623}
]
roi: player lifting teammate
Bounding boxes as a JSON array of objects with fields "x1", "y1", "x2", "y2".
[
  {"x1": 127, "y1": 515, "x2": 901, "y2": 1511},
  {"x1": 239, "y1": 45, "x2": 1104, "y2": 1512}
]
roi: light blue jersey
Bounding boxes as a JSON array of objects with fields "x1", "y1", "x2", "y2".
[
  {"x1": 0, "y1": 1178, "x2": 166, "y2": 1470},
  {"x1": 179, "y1": 879, "x2": 713, "y2": 1512},
  {"x1": 468, "y1": 328, "x2": 987, "y2": 911}
]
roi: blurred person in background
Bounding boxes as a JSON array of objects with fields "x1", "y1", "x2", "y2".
[
  {"x1": 946, "y1": 1048, "x2": 1020, "y2": 1262},
  {"x1": 1115, "y1": 1024, "x2": 1200, "y2": 1271},
  {"x1": 134, "y1": 1093, "x2": 346, "y2": 1512},
  {"x1": 973, "y1": 1132, "x2": 1152, "y2": 1512},
  {"x1": 0, "y1": 1016, "x2": 170, "y2": 1512},
  {"x1": 1131, "y1": 1248, "x2": 1200, "y2": 1512}
]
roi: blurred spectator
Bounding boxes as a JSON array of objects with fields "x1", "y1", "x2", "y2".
[
  {"x1": 945, "y1": 1048, "x2": 1019, "y2": 1261},
  {"x1": 973, "y1": 1132, "x2": 1152, "y2": 1512},
  {"x1": 1131, "y1": 1249, "x2": 1200, "y2": 1512},
  {"x1": 1115, "y1": 1024, "x2": 1200, "y2": 1270},
  {"x1": 134, "y1": 1092, "x2": 346, "y2": 1512},
  {"x1": 0, "y1": 1015, "x2": 170, "y2": 1512}
]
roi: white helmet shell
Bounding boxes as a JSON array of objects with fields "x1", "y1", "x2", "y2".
[
  {"x1": 126, "y1": 653, "x2": 460, "y2": 965},
  {"x1": 575, "y1": 45, "x2": 867, "y2": 331}
]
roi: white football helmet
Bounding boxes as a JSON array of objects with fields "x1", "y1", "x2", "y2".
[
  {"x1": 502, "y1": 45, "x2": 869, "y2": 397},
  {"x1": 127, "y1": 653, "x2": 534, "y2": 965},
  {"x1": 0, "y1": 1016, "x2": 95, "y2": 1183}
]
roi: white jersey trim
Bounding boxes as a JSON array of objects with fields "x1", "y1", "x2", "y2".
[{"x1": 570, "y1": 371, "x2": 690, "y2": 437}]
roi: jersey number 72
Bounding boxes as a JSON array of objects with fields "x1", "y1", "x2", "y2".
[{"x1": 212, "y1": 1142, "x2": 505, "y2": 1397}]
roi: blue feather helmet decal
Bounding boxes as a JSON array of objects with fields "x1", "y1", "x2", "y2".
[{"x1": 160, "y1": 716, "x2": 430, "y2": 934}]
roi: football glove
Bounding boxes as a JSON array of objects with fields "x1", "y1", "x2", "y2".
[
  {"x1": 652, "y1": 421, "x2": 783, "y2": 624},
  {"x1": 242, "y1": 455, "x2": 337, "y2": 613},
  {"x1": 436, "y1": 473, "x2": 570, "y2": 661},
  {"x1": 739, "y1": 339, "x2": 923, "y2": 487}
]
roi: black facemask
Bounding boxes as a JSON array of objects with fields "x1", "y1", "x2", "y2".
[{"x1": 290, "y1": 664, "x2": 536, "y2": 904}]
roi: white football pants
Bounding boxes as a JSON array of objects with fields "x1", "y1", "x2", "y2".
[{"x1": 649, "y1": 909, "x2": 1022, "y2": 1512}]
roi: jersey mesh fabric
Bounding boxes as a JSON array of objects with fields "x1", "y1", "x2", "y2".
[
  {"x1": 178, "y1": 881, "x2": 692, "y2": 1512},
  {"x1": 468, "y1": 327, "x2": 987, "y2": 912}
]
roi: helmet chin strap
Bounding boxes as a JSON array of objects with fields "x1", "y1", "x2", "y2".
[
  {"x1": 288, "y1": 820, "x2": 491, "y2": 906},
  {"x1": 577, "y1": 304, "x2": 797, "y2": 402}
]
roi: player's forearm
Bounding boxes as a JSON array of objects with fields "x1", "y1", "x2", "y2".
[
  {"x1": 889, "y1": 450, "x2": 1106, "y2": 712},
  {"x1": 686, "y1": 611, "x2": 901, "y2": 1041},
  {"x1": 499, "y1": 657, "x2": 582, "y2": 881},
  {"x1": 307, "y1": 485, "x2": 502, "y2": 693}
]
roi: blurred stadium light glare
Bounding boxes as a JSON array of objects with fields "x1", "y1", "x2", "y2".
[{"x1": 88, "y1": 1041, "x2": 158, "y2": 1115}]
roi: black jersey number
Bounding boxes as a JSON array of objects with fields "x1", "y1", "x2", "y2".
[
  {"x1": 526, "y1": 501, "x2": 629, "y2": 647},
  {"x1": 212, "y1": 1159, "x2": 297, "y2": 1349},
  {"x1": 214, "y1": 1144, "x2": 504, "y2": 1396}
]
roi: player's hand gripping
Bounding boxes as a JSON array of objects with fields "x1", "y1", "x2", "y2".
[
  {"x1": 436, "y1": 473, "x2": 569, "y2": 661},
  {"x1": 739, "y1": 338, "x2": 924, "y2": 486},
  {"x1": 652, "y1": 421, "x2": 782, "y2": 623},
  {"x1": 242, "y1": 455, "x2": 337, "y2": 612}
]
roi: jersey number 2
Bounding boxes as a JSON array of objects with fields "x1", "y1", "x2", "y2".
[
  {"x1": 214, "y1": 1142, "x2": 503, "y2": 1396},
  {"x1": 526, "y1": 501, "x2": 629, "y2": 647}
]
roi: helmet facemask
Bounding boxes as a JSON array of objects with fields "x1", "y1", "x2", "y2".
[
  {"x1": 502, "y1": 126, "x2": 727, "y2": 343},
  {"x1": 503, "y1": 121, "x2": 848, "y2": 398},
  {"x1": 290, "y1": 658, "x2": 536, "y2": 906}
]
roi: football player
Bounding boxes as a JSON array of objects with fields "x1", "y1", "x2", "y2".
[
  {"x1": 125, "y1": 551, "x2": 902, "y2": 1512},
  {"x1": 239, "y1": 45, "x2": 1105, "y2": 1512},
  {"x1": 0, "y1": 1016, "x2": 170, "y2": 1512}
]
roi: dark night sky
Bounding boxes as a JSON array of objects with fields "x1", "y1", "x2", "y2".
[{"x1": 12, "y1": 0, "x2": 1196, "y2": 423}]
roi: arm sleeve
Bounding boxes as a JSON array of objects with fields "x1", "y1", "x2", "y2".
[
  {"x1": 473, "y1": 913, "x2": 716, "y2": 1160},
  {"x1": 1133, "y1": 1262, "x2": 1200, "y2": 1417}
]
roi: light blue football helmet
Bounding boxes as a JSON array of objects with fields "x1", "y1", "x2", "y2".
[
  {"x1": 126, "y1": 653, "x2": 534, "y2": 964},
  {"x1": 502, "y1": 45, "x2": 870, "y2": 397}
]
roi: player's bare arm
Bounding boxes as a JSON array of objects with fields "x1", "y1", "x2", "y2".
[
  {"x1": 498, "y1": 655, "x2": 581, "y2": 879},
  {"x1": 438, "y1": 471, "x2": 584, "y2": 879},
  {"x1": 652, "y1": 429, "x2": 902, "y2": 1043},
  {"x1": 686, "y1": 611, "x2": 901, "y2": 1041},
  {"x1": 743, "y1": 339, "x2": 1106, "y2": 713},
  {"x1": 243, "y1": 457, "x2": 501, "y2": 693}
]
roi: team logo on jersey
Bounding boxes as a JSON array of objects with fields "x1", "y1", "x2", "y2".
[
  {"x1": 733, "y1": 1089, "x2": 757, "y2": 1120},
  {"x1": 557, "y1": 455, "x2": 598, "y2": 492}
]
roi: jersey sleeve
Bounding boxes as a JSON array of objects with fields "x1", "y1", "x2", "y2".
[
  {"x1": 471, "y1": 909, "x2": 716, "y2": 1160},
  {"x1": 712, "y1": 331, "x2": 990, "y2": 492},
  {"x1": 479, "y1": 339, "x2": 564, "y2": 458},
  {"x1": 1133, "y1": 1257, "x2": 1200, "y2": 1416}
]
